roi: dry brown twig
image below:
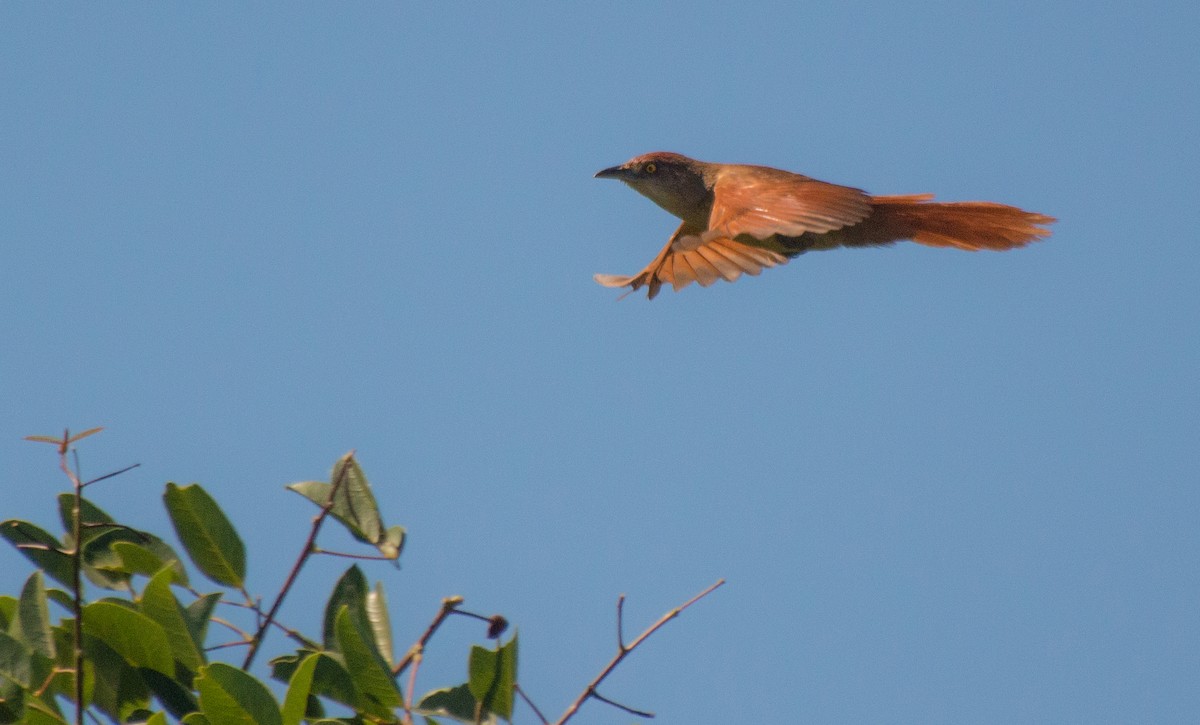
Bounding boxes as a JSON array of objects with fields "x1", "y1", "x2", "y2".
[{"x1": 552, "y1": 578, "x2": 726, "y2": 724}]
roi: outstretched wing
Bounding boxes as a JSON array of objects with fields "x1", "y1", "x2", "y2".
[
  {"x1": 708, "y1": 165, "x2": 873, "y2": 239},
  {"x1": 594, "y1": 222, "x2": 788, "y2": 299}
]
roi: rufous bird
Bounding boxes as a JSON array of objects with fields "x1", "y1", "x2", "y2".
[{"x1": 594, "y1": 152, "x2": 1054, "y2": 299}]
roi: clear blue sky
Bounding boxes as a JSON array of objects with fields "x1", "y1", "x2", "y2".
[{"x1": 3, "y1": 3, "x2": 1198, "y2": 722}]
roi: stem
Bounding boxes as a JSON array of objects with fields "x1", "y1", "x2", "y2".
[
  {"x1": 393, "y1": 595, "x2": 463, "y2": 676},
  {"x1": 62, "y1": 443, "x2": 85, "y2": 725},
  {"x1": 241, "y1": 454, "x2": 355, "y2": 669},
  {"x1": 553, "y1": 579, "x2": 725, "y2": 725},
  {"x1": 516, "y1": 683, "x2": 550, "y2": 725}
]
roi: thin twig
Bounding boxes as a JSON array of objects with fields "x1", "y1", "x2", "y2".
[
  {"x1": 616, "y1": 593, "x2": 627, "y2": 651},
  {"x1": 218, "y1": 597, "x2": 316, "y2": 648},
  {"x1": 62, "y1": 435, "x2": 86, "y2": 725},
  {"x1": 516, "y1": 683, "x2": 550, "y2": 725},
  {"x1": 311, "y1": 547, "x2": 394, "y2": 561},
  {"x1": 553, "y1": 579, "x2": 725, "y2": 725},
  {"x1": 207, "y1": 614, "x2": 253, "y2": 641},
  {"x1": 205, "y1": 639, "x2": 253, "y2": 652},
  {"x1": 25, "y1": 428, "x2": 131, "y2": 725},
  {"x1": 393, "y1": 595, "x2": 463, "y2": 676},
  {"x1": 591, "y1": 690, "x2": 655, "y2": 719},
  {"x1": 403, "y1": 648, "x2": 422, "y2": 722},
  {"x1": 82, "y1": 463, "x2": 141, "y2": 488},
  {"x1": 241, "y1": 453, "x2": 355, "y2": 669}
]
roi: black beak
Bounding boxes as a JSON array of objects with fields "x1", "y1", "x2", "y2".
[{"x1": 594, "y1": 165, "x2": 631, "y2": 180}]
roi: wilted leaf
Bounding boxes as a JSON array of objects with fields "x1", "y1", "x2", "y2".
[
  {"x1": 379, "y1": 526, "x2": 405, "y2": 561},
  {"x1": 365, "y1": 581, "x2": 394, "y2": 664},
  {"x1": 68, "y1": 427, "x2": 104, "y2": 444}
]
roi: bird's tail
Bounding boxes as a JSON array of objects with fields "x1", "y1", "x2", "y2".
[{"x1": 839, "y1": 194, "x2": 1055, "y2": 251}]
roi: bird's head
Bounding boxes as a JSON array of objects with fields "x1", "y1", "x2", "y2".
[{"x1": 595, "y1": 152, "x2": 713, "y2": 223}]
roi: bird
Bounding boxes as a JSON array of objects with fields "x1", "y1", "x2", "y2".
[{"x1": 594, "y1": 152, "x2": 1054, "y2": 299}]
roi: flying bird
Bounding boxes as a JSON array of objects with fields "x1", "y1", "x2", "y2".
[{"x1": 594, "y1": 152, "x2": 1054, "y2": 299}]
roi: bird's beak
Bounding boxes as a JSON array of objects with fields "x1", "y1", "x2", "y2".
[{"x1": 594, "y1": 164, "x2": 632, "y2": 180}]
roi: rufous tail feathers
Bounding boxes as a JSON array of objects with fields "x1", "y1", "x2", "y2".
[{"x1": 849, "y1": 194, "x2": 1055, "y2": 251}]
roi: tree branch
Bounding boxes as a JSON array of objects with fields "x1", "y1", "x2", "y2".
[
  {"x1": 241, "y1": 452, "x2": 355, "y2": 669},
  {"x1": 393, "y1": 595, "x2": 463, "y2": 677},
  {"x1": 553, "y1": 579, "x2": 725, "y2": 725}
]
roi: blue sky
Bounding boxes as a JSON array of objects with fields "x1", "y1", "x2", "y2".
[{"x1": 2, "y1": 3, "x2": 1198, "y2": 722}]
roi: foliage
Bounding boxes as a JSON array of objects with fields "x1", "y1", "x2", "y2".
[{"x1": 1, "y1": 429, "x2": 720, "y2": 724}]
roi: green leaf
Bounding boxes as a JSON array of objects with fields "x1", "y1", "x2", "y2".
[
  {"x1": 281, "y1": 653, "x2": 320, "y2": 725},
  {"x1": 21, "y1": 705, "x2": 70, "y2": 725},
  {"x1": 0, "y1": 676, "x2": 25, "y2": 723},
  {"x1": 334, "y1": 606, "x2": 402, "y2": 716},
  {"x1": 365, "y1": 581, "x2": 394, "y2": 664},
  {"x1": 417, "y1": 684, "x2": 494, "y2": 725},
  {"x1": 323, "y1": 566, "x2": 369, "y2": 650},
  {"x1": 0, "y1": 596, "x2": 14, "y2": 629},
  {"x1": 14, "y1": 572, "x2": 55, "y2": 659},
  {"x1": 181, "y1": 713, "x2": 212, "y2": 725},
  {"x1": 140, "y1": 567, "x2": 205, "y2": 674},
  {"x1": 195, "y1": 662, "x2": 282, "y2": 725},
  {"x1": 82, "y1": 601, "x2": 174, "y2": 676},
  {"x1": 0, "y1": 520, "x2": 73, "y2": 589},
  {"x1": 288, "y1": 453, "x2": 394, "y2": 555},
  {"x1": 57, "y1": 493, "x2": 117, "y2": 547},
  {"x1": 183, "y1": 592, "x2": 223, "y2": 653},
  {"x1": 467, "y1": 634, "x2": 517, "y2": 721},
  {"x1": 45, "y1": 623, "x2": 78, "y2": 699},
  {"x1": 82, "y1": 527, "x2": 183, "y2": 592},
  {"x1": 145, "y1": 714, "x2": 170, "y2": 725},
  {"x1": 140, "y1": 667, "x2": 200, "y2": 718},
  {"x1": 271, "y1": 650, "x2": 358, "y2": 711},
  {"x1": 163, "y1": 483, "x2": 246, "y2": 588},
  {"x1": 44, "y1": 589, "x2": 73, "y2": 613},
  {"x1": 113, "y1": 541, "x2": 190, "y2": 585},
  {"x1": 0, "y1": 630, "x2": 32, "y2": 688},
  {"x1": 86, "y1": 636, "x2": 150, "y2": 723}
]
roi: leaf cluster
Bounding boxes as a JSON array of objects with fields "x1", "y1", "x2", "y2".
[
  {"x1": 5, "y1": 431, "x2": 719, "y2": 725},
  {"x1": 2, "y1": 447, "x2": 513, "y2": 724}
]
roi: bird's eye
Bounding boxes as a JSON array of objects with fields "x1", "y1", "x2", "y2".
[{"x1": 644, "y1": 162, "x2": 657, "y2": 174}]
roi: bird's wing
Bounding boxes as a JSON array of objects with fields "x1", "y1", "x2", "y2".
[
  {"x1": 594, "y1": 222, "x2": 788, "y2": 299},
  {"x1": 708, "y1": 165, "x2": 873, "y2": 239}
]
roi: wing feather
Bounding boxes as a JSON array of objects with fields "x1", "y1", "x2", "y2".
[{"x1": 709, "y1": 165, "x2": 873, "y2": 239}]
